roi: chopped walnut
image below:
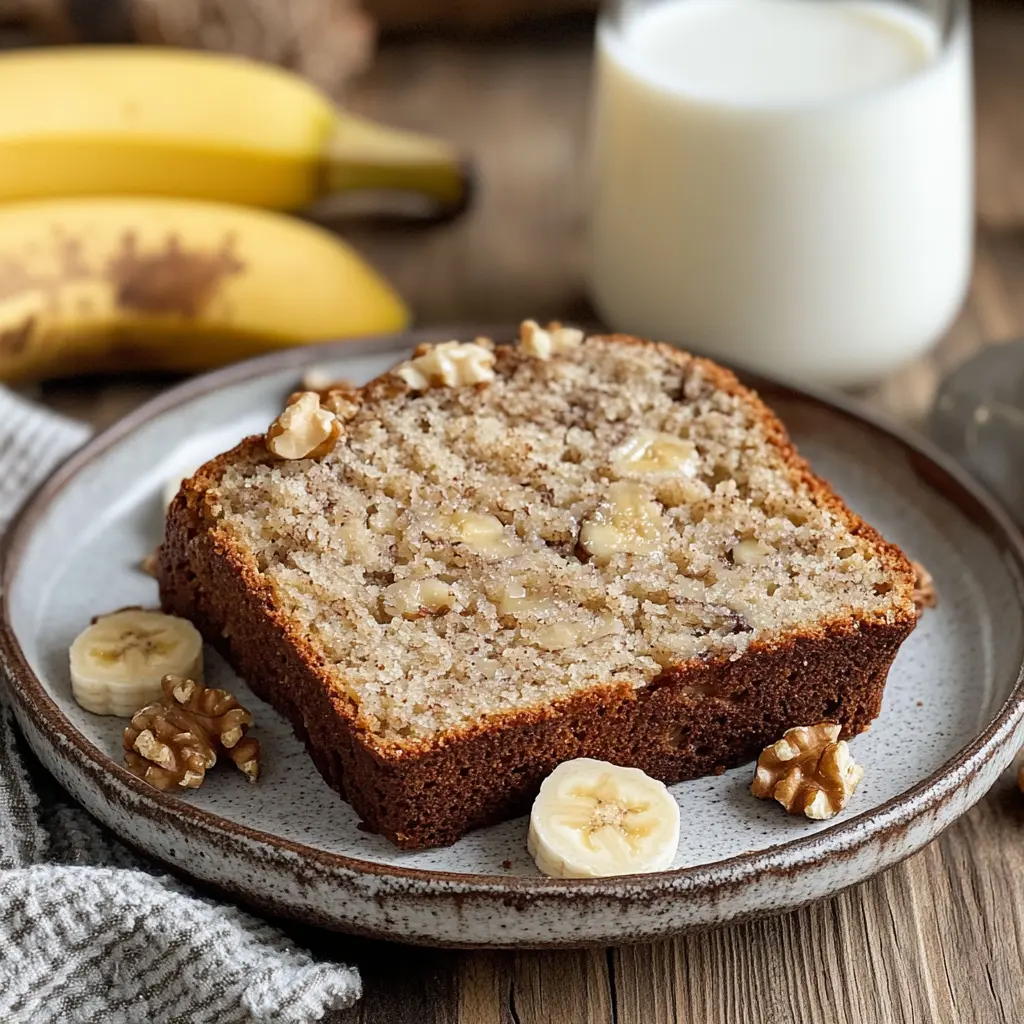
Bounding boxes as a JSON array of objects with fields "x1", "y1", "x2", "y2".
[
  {"x1": 446, "y1": 511, "x2": 519, "y2": 559},
  {"x1": 579, "y1": 481, "x2": 666, "y2": 564},
  {"x1": 336, "y1": 518, "x2": 385, "y2": 569},
  {"x1": 319, "y1": 388, "x2": 360, "y2": 421},
  {"x1": 395, "y1": 340, "x2": 496, "y2": 390},
  {"x1": 493, "y1": 580, "x2": 556, "y2": 618},
  {"x1": 531, "y1": 614, "x2": 619, "y2": 651},
  {"x1": 266, "y1": 391, "x2": 340, "y2": 460},
  {"x1": 123, "y1": 675, "x2": 260, "y2": 790},
  {"x1": 288, "y1": 381, "x2": 360, "y2": 422},
  {"x1": 139, "y1": 547, "x2": 160, "y2": 578},
  {"x1": 518, "y1": 319, "x2": 584, "y2": 360},
  {"x1": 383, "y1": 578, "x2": 455, "y2": 620},
  {"x1": 731, "y1": 538, "x2": 773, "y2": 567},
  {"x1": 301, "y1": 368, "x2": 354, "y2": 394},
  {"x1": 911, "y1": 560, "x2": 937, "y2": 617},
  {"x1": 751, "y1": 722, "x2": 863, "y2": 820}
]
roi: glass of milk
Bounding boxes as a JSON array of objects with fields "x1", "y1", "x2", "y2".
[{"x1": 588, "y1": 0, "x2": 973, "y2": 386}]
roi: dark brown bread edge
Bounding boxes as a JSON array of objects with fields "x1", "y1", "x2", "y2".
[{"x1": 158, "y1": 335, "x2": 917, "y2": 849}]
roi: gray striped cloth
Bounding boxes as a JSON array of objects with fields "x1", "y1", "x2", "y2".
[{"x1": 0, "y1": 388, "x2": 361, "y2": 1023}]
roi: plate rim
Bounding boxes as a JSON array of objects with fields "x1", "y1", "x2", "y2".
[{"x1": 3, "y1": 328, "x2": 1024, "y2": 901}]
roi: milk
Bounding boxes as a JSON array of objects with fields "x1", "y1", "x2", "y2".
[{"x1": 588, "y1": 0, "x2": 973, "y2": 386}]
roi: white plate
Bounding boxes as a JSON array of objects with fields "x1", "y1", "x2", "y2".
[{"x1": 3, "y1": 331, "x2": 1024, "y2": 947}]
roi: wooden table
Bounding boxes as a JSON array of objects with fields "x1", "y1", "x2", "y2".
[{"x1": 32, "y1": 4, "x2": 1024, "y2": 1021}]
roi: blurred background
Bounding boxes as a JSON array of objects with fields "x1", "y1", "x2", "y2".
[{"x1": 0, "y1": 0, "x2": 1018, "y2": 438}]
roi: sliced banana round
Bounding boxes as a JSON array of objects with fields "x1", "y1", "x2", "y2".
[
  {"x1": 69, "y1": 608, "x2": 204, "y2": 716},
  {"x1": 527, "y1": 757, "x2": 680, "y2": 879}
]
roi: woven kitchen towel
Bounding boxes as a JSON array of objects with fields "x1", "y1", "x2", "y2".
[{"x1": 0, "y1": 387, "x2": 361, "y2": 1024}]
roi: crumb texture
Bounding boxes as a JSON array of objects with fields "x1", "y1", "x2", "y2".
[{"x1": 207, "y1": 337, "x2": 913, "y2": 747}]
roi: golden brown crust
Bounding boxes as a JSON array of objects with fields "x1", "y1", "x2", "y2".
[{"x1": 158, "y1": 334, "x2": 917, "y2": 848}]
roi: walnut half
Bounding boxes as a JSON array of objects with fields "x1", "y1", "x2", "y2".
[
  {"x1": 751, "y1": 722, "x2": 863, "y2": 820},
  {"x1": 124, "y1": 675, "x2": 260, "y2": 791},
  {"x1": 266, "y1": 391, "x2": 340, "y2": 460},
  {"x1": 124, "y1": 703, "x2": 216, "y2": 790},
  {"x1": 395, "y1": 340, "x2": 496, "y2": 390}
]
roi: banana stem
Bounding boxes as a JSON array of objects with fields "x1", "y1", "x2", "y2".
[{"x1": 321, "y1": 114, "x2": 472, "y2": 218}]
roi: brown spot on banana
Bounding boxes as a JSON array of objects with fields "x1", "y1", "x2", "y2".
[
  {"x1": 106, "y1": 232, "x2": 245, "y2": 317},
  {"x1": 0, "y1": 315, "x2": 35, "y2": 356}
]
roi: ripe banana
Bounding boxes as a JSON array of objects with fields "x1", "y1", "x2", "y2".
[
  {"x1": 70, "y1": 609, "x2": 204, "y2": 717},
  {"x1": 528, "y1": 758, "x2": 681, "y2": 878},
  {"x1": 0, "y1": 197, "x2": 409, "y2": 381},
  {"x1": 0, "y1": 48, "x2": 468, "y2": 214}
]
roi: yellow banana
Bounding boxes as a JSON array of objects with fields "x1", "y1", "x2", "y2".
[
  {"x1": 0, "y1": 197, "x2": 409, "y2": 381},
  {"x1": 0, "y1": 47, "x2": 468, "y2": 213}
]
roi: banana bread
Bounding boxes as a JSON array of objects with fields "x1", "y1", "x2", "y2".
[{"x1": 158, "y1": 327, "x2": 917, "y2": 849}]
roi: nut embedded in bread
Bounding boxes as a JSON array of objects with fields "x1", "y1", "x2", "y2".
[{"x1": 158, "y1": 327, "x2": 917, "y2": 848}]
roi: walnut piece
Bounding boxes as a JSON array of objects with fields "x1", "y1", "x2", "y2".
[
  {"x1": 731, "y1": 538, "x2": 772, "y2": 566},
  {"x1": 319, "y1": 388, "x2": 360, "y2": 421},
  {"x1": 518, "y1": 319, "x2": 584, "y2": 360},
  {"x1": 531, "y1": 614, "x2": 619, "y2": 652},
  {"x1": 337, "y1": 519, "x2": 385, "y2": 569},
  {"x1": 300, "y1": 367, "x2": 355, "y2": 394},
  {"x1": 383, "y1": 578, "x2": 455, "y2": 619},
  {"x1": 291, "y1": 378, "x2": 361, "y2": 422},
  {"x1": 610, "y1": 430, "x2": 699, "y2": 478},
  {"x1": 751, "y1": 723, "x2": 863, "y2": 820},
  {"x1": 493, "y1": 580, "x2": 556, "y2": 618},
  {"x1": 579, "y1": 482, "x2": 666, "y2": 564},
  {"x1": 139, "y1": 546, "x2": 160, "y2": 578},
  {"x1": 124, "y1": 675, "x2": 260, "y2": 790},
  {"x1": 447, "y1": 511, "x2": 519, "y2": 559},
  {"x1": 911, "y1": 560, "x2": 937, "y2": 617},
  {"x1": 266, "y1": 391, "x2": 340, "y2": 460},
  {"x1": 395, "y1": 340, "x2": 496, "y2": 390},
  {"x1": 124, "y1": 703, "x2": 216, "y2": 790}
]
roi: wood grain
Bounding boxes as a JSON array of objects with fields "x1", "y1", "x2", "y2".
[{"x1": 30, "y1": 6, "x2": 1024, "y2": 1022}]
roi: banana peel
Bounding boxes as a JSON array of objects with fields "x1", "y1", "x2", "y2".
[
  {"x1": 0, "y1": 197, "x2": 410, "y2": 382},
  {"x1": 0, "y1": 47, "x2": 470, "y2": 216}
]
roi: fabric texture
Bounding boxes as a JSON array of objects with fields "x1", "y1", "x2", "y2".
[{"x1": 0, "y1": 387, "x2": 361, "y2": 1023}]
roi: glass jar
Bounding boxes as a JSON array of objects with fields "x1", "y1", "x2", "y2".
[{"x1": 587, "y1": 0, "x2": 973, "y2": 387}]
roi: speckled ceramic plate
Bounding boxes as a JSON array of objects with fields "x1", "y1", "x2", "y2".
[{"x1": 3, "y1": 330, "x2": 1024, "y2": 948}]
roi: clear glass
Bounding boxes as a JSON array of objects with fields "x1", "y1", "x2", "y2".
[{"x1": 587, "y1": 0, "x2": 973, "y2": 387}]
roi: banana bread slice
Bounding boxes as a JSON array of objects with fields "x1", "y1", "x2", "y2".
[{"x1": 158, "y1": 327, "x2": 917, "y2": 849}]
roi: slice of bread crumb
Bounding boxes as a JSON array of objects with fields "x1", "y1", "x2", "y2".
[{"x1": 159, "y1": 329, "x2": 917, "y2": 847}]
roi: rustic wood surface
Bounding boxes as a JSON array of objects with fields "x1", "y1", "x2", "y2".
[{"x1": 28, "y1": 5, "x2": 1024, "y2": 1022}]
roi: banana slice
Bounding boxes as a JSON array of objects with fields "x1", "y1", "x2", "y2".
[
  {"x1": 69, "y1": 608, "x2": 204, "y2": 716},
  {"x1": 527, "y1": 758, "x2": 680, "y2": 878}
]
